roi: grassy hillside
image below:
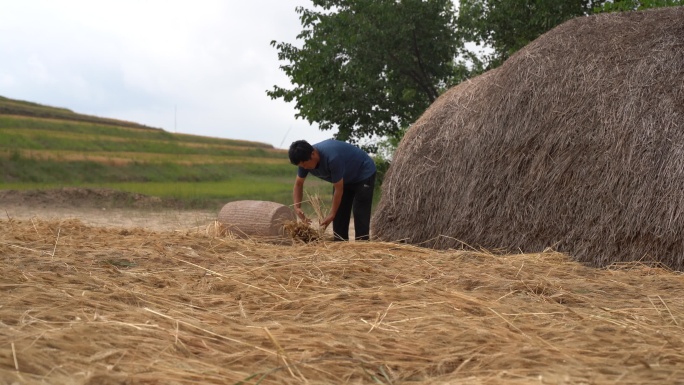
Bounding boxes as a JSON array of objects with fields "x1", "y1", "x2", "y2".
[
  {"x1": 0, "y1": 95, "x2": 159, "y2": 130},
  {"x1": 0, "y1": 96, "x2": 328, "y2": 209}
]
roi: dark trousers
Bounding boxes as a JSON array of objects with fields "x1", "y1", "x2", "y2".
[{"x1": 332, "y1": 173, "x2": 376, "y2": 241}]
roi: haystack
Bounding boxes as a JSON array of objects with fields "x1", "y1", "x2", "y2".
[
  {"x1": 372, "y1": 7, "x2": 684, "y2": 269},
  {"x1": 217, "y1": 200, "x2": 295, "y2": 238}
]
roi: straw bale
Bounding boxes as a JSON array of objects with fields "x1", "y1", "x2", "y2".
[
  {"x1": 2, "y1": 217, "x2": 684, "y2": 384},
  {"x1": 372, "y1": 7, "x2": 684, "y2": 269},
  {"x1": 217, "y1": 200, "x2": 295, "y2": 238}
]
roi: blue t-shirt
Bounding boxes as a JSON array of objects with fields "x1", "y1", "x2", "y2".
[{"x1": 297, "y1": 139, "x2": 376, "y2": 184}]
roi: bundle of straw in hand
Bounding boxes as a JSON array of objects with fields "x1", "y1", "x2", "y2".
[
  {"x1": 284, "y1": 193, "x2": 327, "y2": 243},
  {"x1": 283, "y1": 220, "x2": 321, "y2": 243}
]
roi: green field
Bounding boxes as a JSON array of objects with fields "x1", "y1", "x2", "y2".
[{"x1": 0, "y1": 96, "x2": 333, "y2": 210}]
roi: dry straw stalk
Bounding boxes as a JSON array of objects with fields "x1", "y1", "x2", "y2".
[{"x1": 1, "y1": 217, "x2": 684, "y2": 384}]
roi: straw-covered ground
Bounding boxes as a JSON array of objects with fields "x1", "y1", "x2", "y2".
[{"x1": 1, "y1": 215, "x2": 684, "y2": 384}]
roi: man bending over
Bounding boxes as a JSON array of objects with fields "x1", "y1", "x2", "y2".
[{"x1": 288, "y1": 139, "x2": 376, "y2": 241}]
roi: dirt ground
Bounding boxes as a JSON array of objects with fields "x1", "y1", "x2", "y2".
[
  {"x1": 0, "y1": 187, "x2": 219, "y2": 232},
  {"x1": 0, "y1": 187, "x2": 347, "y2": 238}
]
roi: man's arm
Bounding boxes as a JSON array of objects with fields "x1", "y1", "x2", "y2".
[
  {"x1": 293, "y1": 175, "x2": 309, "y2": 223},
  {"x1": 320, "y1": 179, "x2": 344, "y2": 229}
]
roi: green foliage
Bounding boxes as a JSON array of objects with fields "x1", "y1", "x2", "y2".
[
  {"x1": 457, "y1": 0, "x2": 682, "y2": 69},
  {"x1": 594, "y1": 0, "x2": 684, "y2": 12},
  {"x1": 457, "y1": 0, "x2": 608, "y2": 69},
  {"x1": 372, "y1": 156, "x2": 391, "y2": 188},
  {"x1": 268, "y1": 0, "x2": 472, "y2": 148},
  {"x1": 271, "y1": 0, "x2": 682, "y2": 154}
]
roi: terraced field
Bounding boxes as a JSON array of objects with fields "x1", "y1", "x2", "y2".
[{"x1": 0, "y1": 96, "x2": 329, "y2": 210}]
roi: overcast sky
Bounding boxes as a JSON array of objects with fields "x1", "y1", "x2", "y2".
[{"x1": 0, "y1": 0, "x2": 337, "y2": 148}]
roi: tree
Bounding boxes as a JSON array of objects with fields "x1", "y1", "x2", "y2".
[
  {"x1": 457, "y1": 0, "x2": 609, "y2": 69},
  {"x1": 594, "y1": 0, "x2": 684, "y2": 12},
  {"x1": 457, "y1": 0, "x2": 684, "y2": 70},
  {"x1": 268, "y1": 0, "x2": 472, "y2": 147}
]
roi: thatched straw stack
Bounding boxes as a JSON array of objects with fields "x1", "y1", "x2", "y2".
[
  {"x1": 218, "y1": 200, "x2": 295, "y2": 238},
  {"x1": 372, "y1": 7, "x2": 684, "y2": 269}
]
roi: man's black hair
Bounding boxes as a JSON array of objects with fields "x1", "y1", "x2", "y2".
[{"x1": 288, "y1": 140, "x2": 314, "y2": 165}]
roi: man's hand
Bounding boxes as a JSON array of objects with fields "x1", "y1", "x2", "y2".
[
  {"x1": 319, "y1": 214, "x2": 334, "y2": 230},
  {"x1": 320, "y1": 179, "x2": 343, "y2": 231},
  {"x1": 293, "y1": 175, "x2": 310, "y2": 224},
  {"x1": 295, "y1": 208, "x2": 311, "y2": 224}
]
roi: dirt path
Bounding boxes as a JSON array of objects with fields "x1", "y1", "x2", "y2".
[
  {"x1": 0, "y1": 187, "x2": 352, "y2": 237},
  {"x1": 0, "y1": 188, "x2": 219, "y2": 232},
  {"x1": 2, "y1": 205, "x2": 218, "y2": 232}
]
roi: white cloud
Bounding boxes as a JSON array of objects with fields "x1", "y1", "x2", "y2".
[{"x1": 0, "y1": 0, "x2": 334, "y2": 148}]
